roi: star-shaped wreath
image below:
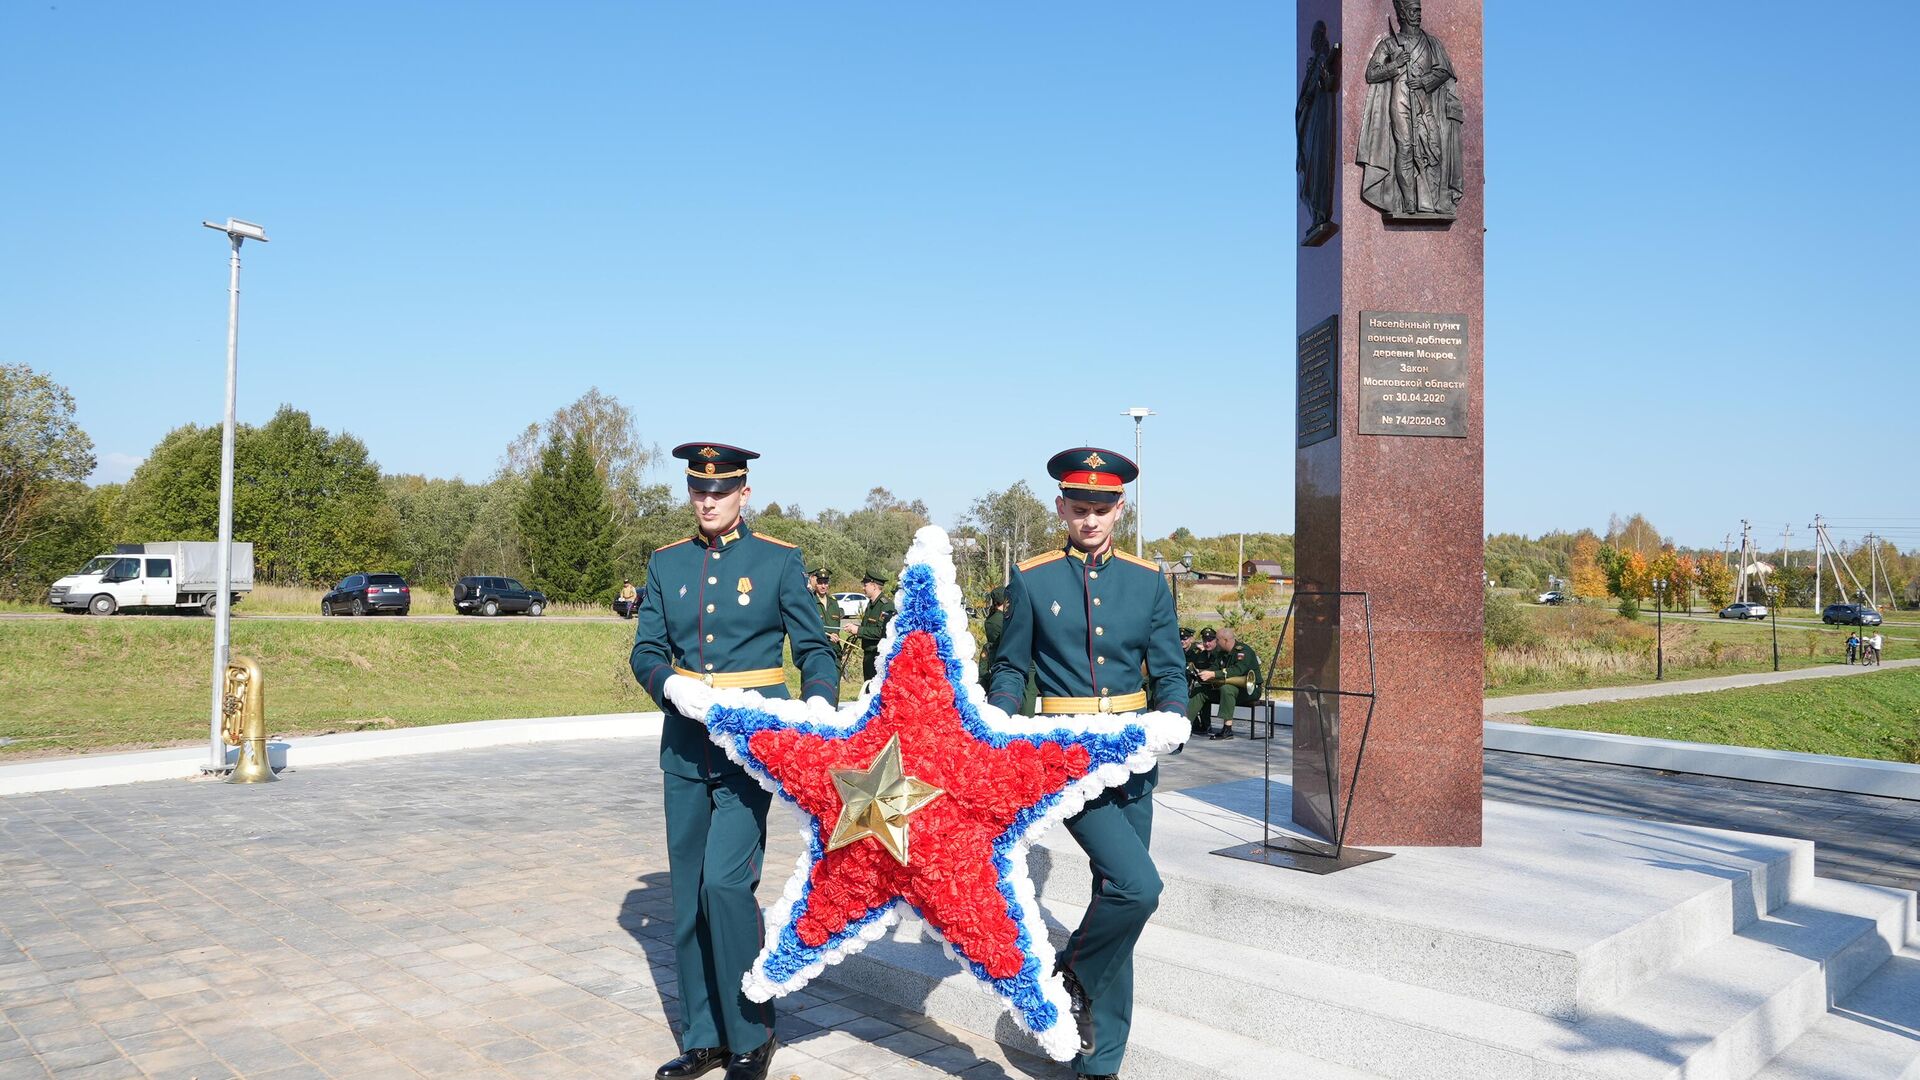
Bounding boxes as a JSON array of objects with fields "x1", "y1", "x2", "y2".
[{"x1": 661, "y1": 526, "x2": 1188, "y2": 1061}]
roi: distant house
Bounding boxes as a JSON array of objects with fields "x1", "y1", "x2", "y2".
[{"x1": 1242, "y1": 560, "x2": 1292, "y2": 584}]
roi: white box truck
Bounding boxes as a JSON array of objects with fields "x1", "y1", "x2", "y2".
[{"x1": 47, "y1": 542, "x2": 254, "y2": 616}]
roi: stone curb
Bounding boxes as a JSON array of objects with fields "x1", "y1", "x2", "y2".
[
  {"x1": 0, "y1": 712, "x2": 664, "y2": 796},
  {"x1": 1484, "y1": 721, "x2": 1920, "y2": 801}
]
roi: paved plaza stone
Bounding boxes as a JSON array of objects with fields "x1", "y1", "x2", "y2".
[{"x1": 2, "y1": 734, "x2": 1916, "y2": 1079}]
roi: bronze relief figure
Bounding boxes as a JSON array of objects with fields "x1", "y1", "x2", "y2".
[
  {"x1": 1357, "y1": 0, "x2": 1465, "y2": 221},
  {"x1": 1296, "y1": 21, "x2": 1341, "y2": 246}
]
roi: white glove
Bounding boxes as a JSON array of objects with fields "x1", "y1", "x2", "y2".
[{"x1": 662, "y1": 674, "x2": 711, "y2": 719}]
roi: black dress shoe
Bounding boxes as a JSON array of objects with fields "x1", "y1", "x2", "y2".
[
  {"x1": 655, "y1": 1046, "x2": 729, "y2": 1079},
  {"x1": 722, "y1": 1036, "x2": 777, "y2": 1080},
  {"x1": 1210, "y1": 727, "x2": 1235, "y2": 740},
  {"x1": 1058, "y1": 965, "x2": 1096, "y2": 1057}
]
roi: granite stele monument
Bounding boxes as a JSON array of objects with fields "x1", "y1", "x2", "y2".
[{"x1": 812, "y1": 3, "x2": 1919, "y2": 1077}]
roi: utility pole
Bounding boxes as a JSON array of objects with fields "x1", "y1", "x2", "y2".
[
  {"x1": 1736, "y1": 519, "x2": 1753, "y2": 603},
  {"x1": 1779, "y1": 523, "x2": 1791, "y2": 569},
  {"x1": 1810, "y1": 515, "x2": 1823, "y2": 611}
]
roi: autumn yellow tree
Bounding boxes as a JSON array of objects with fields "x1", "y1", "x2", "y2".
[
  {"x1": 1696, "y1": 557, "x2": 1735, "y2": 609},
  {"x1": 1570, "y1": 534, "x2": 1608, "y2": 600}
]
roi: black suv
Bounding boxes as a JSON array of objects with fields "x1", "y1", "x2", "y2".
[
  {"x1": 1822, "y1": 603, "x2": 1883, "y2": 626},
  {"x1": 322, "y1": 572, "x2": 411, "y2": 616},
  {"x1": 454, "y1": 576, "x2": 547, "y2": 617}
]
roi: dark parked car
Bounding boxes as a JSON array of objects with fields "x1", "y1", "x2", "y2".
[
  {"x1": 1718, "y1": 602, "x2": 1769, "y2": 620},
  {"x1": 1822, "y1": 603, "x2": 1883, "y2": 626},
  {"x1": 321, "y1": 572, "x2": 411, "y2": 616},
  {"x1": 453, "y1": 576, "x2": 546, "y2": 617}
]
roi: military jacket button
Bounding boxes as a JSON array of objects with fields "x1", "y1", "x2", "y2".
[
  {"x1": 1088, "y1": 571, "x2": 1098, "y2": 579},
  {"x1": 1096, "y1": 656, "x2": 1106, "y2": 665},
  {"x1": 706, "y1": 604, "x2": 715, "y2": 613},
  {"x1": 1093, "y1": 598, "x2": 1102, "y2": 606},
  {"x1": 705, "y1": 634, "x2": 714, "y2": 643},
  {"x1": 1094, "y1": 627, "x2": 1104, "y2": 636},
  {"x1": 708, "y1": 576, "x2": 717, "y2": 584}
]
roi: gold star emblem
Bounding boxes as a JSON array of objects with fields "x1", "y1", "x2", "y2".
[
  {"x1": 699, "y1": 446, "x2": 721, "y2": 459},
  {"x1": 826, "y1": 735, "x2": 944, "y2": 866},
  {"x1": 1083, "y1": 452, "x2": 1106, "y2": 469}
]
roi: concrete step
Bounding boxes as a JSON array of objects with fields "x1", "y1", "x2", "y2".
[
  {"x1": 1029, "y1": 783, "x2": 1812, "y2": 1020},
  {"x1": 1036, "y1": 875, "x2": 1913, "y2": 1080},
  {"x1": 819, "y1": 927, "x2": 1385, "y2": 1080},
  {"x1": 1749, "y1": 941, "x2": 1920, "y2": 1080}
]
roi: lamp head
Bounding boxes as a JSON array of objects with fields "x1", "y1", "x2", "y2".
[{"x1": 203, "y1": 218, "x2": 268, "y2": 243}]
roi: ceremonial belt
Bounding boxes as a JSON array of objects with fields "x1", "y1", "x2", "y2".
[
  {"x1": 1035, "y1": 690, "x2": 1148, "y2": 715},
  {"x1": 673, "y1": 665, "x2": 785, "y2": 689}
]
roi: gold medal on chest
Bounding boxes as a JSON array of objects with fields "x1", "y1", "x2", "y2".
[{"x1": 738, "y1": 577, "x2": 753, "y2": 606}]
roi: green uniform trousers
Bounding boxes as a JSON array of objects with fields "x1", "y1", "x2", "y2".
[
  {"x1": 1058, "y1": 765, "x2": 1162, "y2": 1076},
  {"x1": 663, "y1": 771, "x2": 775, "y2": 1054},
  {"x1": 1186, "y1": 682, "x2": 1245, "y2": 733}
]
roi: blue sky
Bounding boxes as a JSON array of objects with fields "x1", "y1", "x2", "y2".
[{"x1": 2, "y1": 2, "x2": 1913, "y2": 552}]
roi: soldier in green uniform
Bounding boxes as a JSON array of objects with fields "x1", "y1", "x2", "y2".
[
  {"x1": 988, "y1": 447, "x2": 1186, "y2": 1080},
  {"x1": 978, "y1": 585, "x2": 1009, "y2": 691},
  {"x1": 631, "y1": 443, "x2": 839, "y2": 1080},
  {"x1": 1201, "y1": 626, "x2": 1262, "y2": 740},
  {"x1": 856, "y1": 571, "x2": 896, "y2": 683},
  {"x1": 1185, "y1": 628, "x2": 1216, "y2": 734}
]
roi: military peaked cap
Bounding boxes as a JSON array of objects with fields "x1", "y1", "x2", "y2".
[
  {"x1": 672, "y1": 442, "x2": 758, "y2": 493},
  {"x1": 1046, "y1": 446, "x2": 1137, "y2": 504}
]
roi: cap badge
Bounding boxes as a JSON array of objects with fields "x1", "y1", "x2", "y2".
[
  {"x1": 704, "y1": 463, "x2": 717, "y2": 475},
  {"x1": 699, "y1": 446, "x2": 720, "y2": 459},
  {"x1": 1083, "y1": 452, "x2": 1106, "y2": 469}
]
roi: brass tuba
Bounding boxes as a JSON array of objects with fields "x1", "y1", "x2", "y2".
[{"x1": 222, "y1": 656, "x2": 278, "y2": 784}]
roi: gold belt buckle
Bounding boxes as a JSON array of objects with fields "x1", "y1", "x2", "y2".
[
  {"x1": 1098, "y1": 694, "x2": 1112, "y2": 714},
  {"x1": 702, "y1": 673, "x2": 715, "y2": 688}
]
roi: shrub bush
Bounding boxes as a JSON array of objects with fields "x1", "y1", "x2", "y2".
[{"x1": 1485, "y1": 591, "x2": 1539, "y2": 650}]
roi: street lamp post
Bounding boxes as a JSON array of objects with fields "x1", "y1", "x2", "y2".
[
  {"x1": 200, "y1": 218, "x2": 268, "y2": 772},
  {"x1": 1123, "y1": 408, "x2": 1154, "y2": 558},
  {"x1": 1652, "y1": 578, "x2": 1666, "y2": 680},
  {"x1": 1768, "y1": 584, "x2": 1781, "y2": 672}
]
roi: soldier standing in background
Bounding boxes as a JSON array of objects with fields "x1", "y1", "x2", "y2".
[{"x1": 857, "y1": 572, "x2": 896, "y2": 683}]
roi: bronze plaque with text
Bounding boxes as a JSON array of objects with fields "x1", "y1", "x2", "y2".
[
  {"x1": 1357, "y1": 311, "x2": 1469, "y2": 438},
  {"x1": 1296, "y1": 314, "x2": 1339, "y2": 449}
]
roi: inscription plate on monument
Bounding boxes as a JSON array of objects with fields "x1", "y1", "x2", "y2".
[
  {"x1": 1296, "y1": 314, "x2": 1340, "y2": 449},
  {"x1": 1357, "y1": 311, "x2": 1469, "y2": 438}
]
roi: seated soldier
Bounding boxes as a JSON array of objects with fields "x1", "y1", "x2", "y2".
[
  {"x1": 1206, "y1": 627, "x2": 1262, "y2": 740},
  {"x1": 1184, "y1": 627, "x2": 1219, "y2": 734}
]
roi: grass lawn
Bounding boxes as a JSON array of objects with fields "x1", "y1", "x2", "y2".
[
  {"x1": 1486, "y1": 603, "x2": 1917, "y2": 698},
  {"x1": 1516, "y1": 668, "x2": 1920, "y2": 763},
  {"x1": 0, "y1": 619, "x2": 875, "y2": 759}
]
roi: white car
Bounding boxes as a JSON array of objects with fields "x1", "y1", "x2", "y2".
[
  {"x1": 1536, "y1": 591, "x2": 1568, "y2": 605},
  {"x1": 1718, "y1": 602, "x2": 1769, "y2": 620},
  {"x1": 830, "y1": 592, "x2": 869, "y2": 618}
]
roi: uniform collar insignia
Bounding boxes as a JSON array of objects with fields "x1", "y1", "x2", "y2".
[
  {"x1": 694, "y1": 521, "x2": 748, "y2": 549},
  {"x1": 1064, "y1": 543, "x2": 1111, "y2": 568}
]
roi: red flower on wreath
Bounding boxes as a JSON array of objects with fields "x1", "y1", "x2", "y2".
[{"x1": 746, "y1": 629, "x2": 1092, "y2": 978}]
